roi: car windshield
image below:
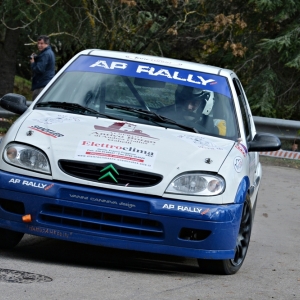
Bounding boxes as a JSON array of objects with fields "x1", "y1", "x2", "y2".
[{"x1": 36, "y1": 55, "x2": 238, "y2": 140}]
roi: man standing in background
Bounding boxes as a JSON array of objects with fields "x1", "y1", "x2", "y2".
[{"x1": 30, "y1": 35, "x2": 55, "y2": 100}]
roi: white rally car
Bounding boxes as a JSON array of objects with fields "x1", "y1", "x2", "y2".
[{"x1": 0, "y1": 50, "x2": 280, "y2": 274}]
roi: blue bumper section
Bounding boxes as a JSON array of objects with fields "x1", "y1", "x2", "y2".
[{"x1": 0, "y1": 171, "x2": 244, "y2": 260}]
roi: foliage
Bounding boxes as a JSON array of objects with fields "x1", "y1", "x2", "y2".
[
  {"x1": 199, "y1": 0, "x2": 300, "y2": 120},
  {"x1": 1, "y1": 0, "x2": 300, "y2": 120},
  {"x1": 13, "y1": 76, "x2": 32, "y2": 100}
]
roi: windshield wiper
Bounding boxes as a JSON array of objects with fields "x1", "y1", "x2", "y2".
[
  {"x1": 106, "y1": 104, "x2": 198, "y2": 133},
  {"x1": 36, "y1": 102, "x2": 120, "y2": 120}
]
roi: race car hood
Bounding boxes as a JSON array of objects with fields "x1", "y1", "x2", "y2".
[{"x1": 14, "y1": 111, "x2": 235, "y2": 187}]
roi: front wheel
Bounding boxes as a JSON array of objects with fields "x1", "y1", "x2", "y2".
[
  {"x1": 0, "y1": 228, "x2": 24, "y2": 249},
  {"x1": 198, "y1": 197, "x2": 252, "y2": 275}
]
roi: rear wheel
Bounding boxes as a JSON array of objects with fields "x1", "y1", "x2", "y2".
[
  {"x1": 198, "y1": 197, "x2": 252, "y2": 275},
  {"x1": 0, "y1": 228, "x2": 24, "y2": 249}
]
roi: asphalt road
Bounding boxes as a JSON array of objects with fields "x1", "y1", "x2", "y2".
[{"x1": 0, "y1": 165, "x2": 299, "y2": 300}]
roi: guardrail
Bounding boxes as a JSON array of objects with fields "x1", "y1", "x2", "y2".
[
  {"x1": 1, "y1": 105, "x2": 299, "y2": 141},
  {"x1": 253, "y1": 116, "x2": 300, "y2": 141}
]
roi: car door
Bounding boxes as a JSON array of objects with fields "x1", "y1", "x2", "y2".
[{"x1": 231, "y1": 76, "x2": 259, "y2": 206}]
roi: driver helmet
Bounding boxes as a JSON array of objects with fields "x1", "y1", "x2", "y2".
[
  {"x1": 175, "y1": 86, "x2": 214, "y2": 116},
  {"x1": 191, "y1": 88, "x2": 214, "y2": 115}
]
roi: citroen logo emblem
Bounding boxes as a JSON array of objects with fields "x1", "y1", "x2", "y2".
[{"x1": 98, "y1": 164, "x2": 119, "y2": 183}]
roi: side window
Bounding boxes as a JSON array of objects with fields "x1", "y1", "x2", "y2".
[{"x1": 233, "y1": 78, "x2": 251, "y2": 142}]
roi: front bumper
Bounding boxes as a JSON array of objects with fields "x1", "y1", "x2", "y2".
[{"x1": 0, "y1": 170, "x2": 243, "y2": 260}]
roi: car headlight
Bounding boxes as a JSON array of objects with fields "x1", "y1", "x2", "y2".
[
  {"x1": 165, "y1": 173, "x2": 225, "y2": 196},
  {"x1": 3, "y1": 143, "x2": 51, "y2": 174}
]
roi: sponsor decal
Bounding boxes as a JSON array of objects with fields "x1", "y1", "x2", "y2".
[
  {"x1": 235, "y1": 143, "x2": 248, "y2": 157},
  {"x1": 175, "y1": 134, "x2": 226, "y2": 150},
  {"x1": 91, "y1": 121, "x2": 159, "y2": 145},
  {"x1": 233, "y1": 156, "x2": 243, "y2": 173},
  {"x1": 201, "y1": 208, "x2": 210, "y2": 215},
  {"x1": 88, "y1": 60, "x2": 218, "y2": 87},
  {"x1": 33, "y1": 114, "x2": 82, "y2": 125},
  {"x1": 29, "y1": 125, "x2": 64, "y2": 138},
  {"x1": 135, "y1": 65, "x2": 216, "y2": 86},
  {"x1": 66, "y1": 56, "x2": 231, "y2": 97},
  {"x1": 44, "y1": 183, "x2": 54, "y2": 191},
  {"x1": 125, "y1": 55, "x2": 184, "y2": 66},
  {"x1": 75, "y1": 140, "x2": 157, "y2": 168},
  {"x1": 27, "y1": 226, "x2": 72, "y2": 238},
  {"x1": 90, "y1": 60, "x2": 128, "y2": 69},
  {"x1": 9, "y1": 178, "x2": 54, "y2": 190},
  {"x1": 162, "y1": 204, "x2": 210, "y2": 214},
  {"x1": 69, "y1": 194, "x2": 136, "y2": 209},
  {"x1": 88, "y1": 60, "x2": 216, "y2": 85}
]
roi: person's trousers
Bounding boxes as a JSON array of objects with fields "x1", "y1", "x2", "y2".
[{"x1": 32, "y1": 87, "x2": 45, "y2": 100}]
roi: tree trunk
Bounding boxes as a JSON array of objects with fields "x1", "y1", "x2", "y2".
[{"x1": 0, "y1": 25, "x2": 21, "y2": 98}]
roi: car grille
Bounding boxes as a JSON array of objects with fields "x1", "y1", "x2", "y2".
[
  {"x1": 39, "y1": 204, "x2": 164, "y2": 239},
  {"x1": 59, "y1": 160, "x2": 163, "y2": 187}
]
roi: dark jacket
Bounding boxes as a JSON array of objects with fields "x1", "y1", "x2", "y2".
[{"x1": 31, "y1": 45, "x2": 55, "y2": 91}]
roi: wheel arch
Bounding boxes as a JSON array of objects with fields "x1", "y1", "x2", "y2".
[{"x1": 234, "y1": 176, "x2": 250, "y2": 205}]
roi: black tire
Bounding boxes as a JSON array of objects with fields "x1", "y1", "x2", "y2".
[
  {"x1": 198, "y1": 196, "x2": 252, "y2": 275},
  {"x1": 0, "y1": 228, "x2": 24, "y2": 249}
]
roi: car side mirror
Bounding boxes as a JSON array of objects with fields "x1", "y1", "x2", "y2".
[
  {"x1": 0, "y1": 93, "x2": 28, "y2": 115},
  {"x1": 248, "y1": 132, "x2": 281, "y2": 152}
]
